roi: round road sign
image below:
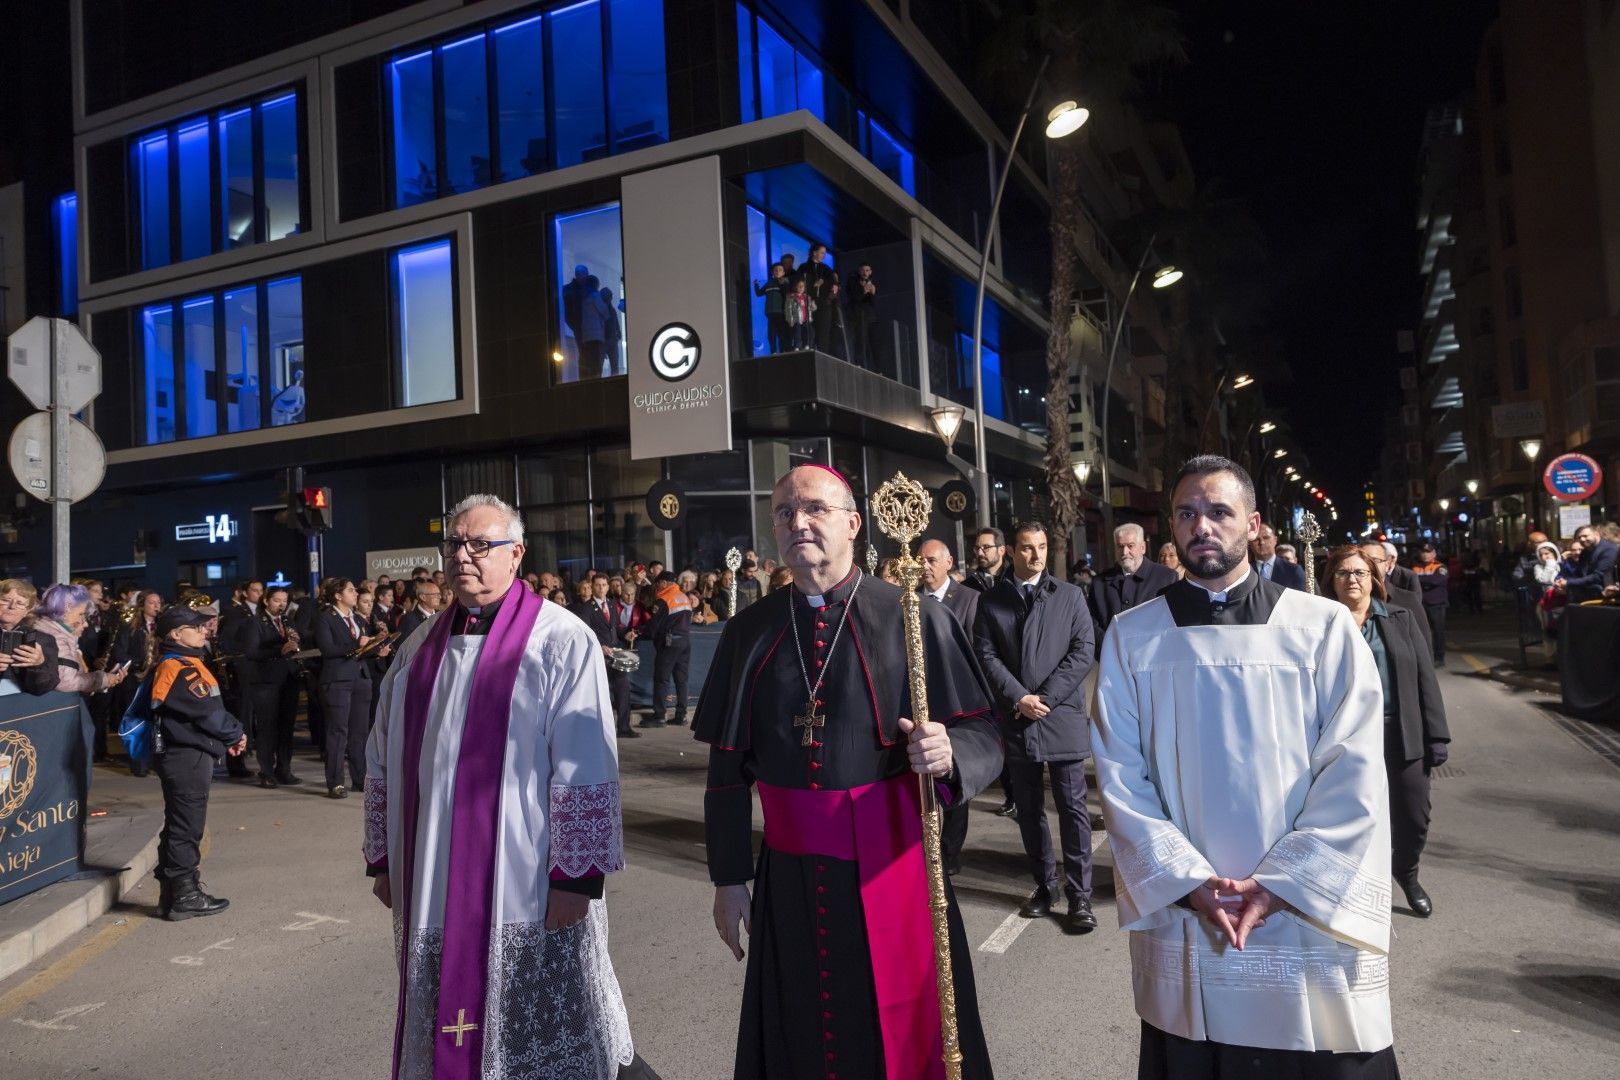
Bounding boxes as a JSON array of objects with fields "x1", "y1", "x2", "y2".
[
  {"x1": 1543, "y1": 453, "x2": 1602, "y2": 502},
  {"x1": 7, "y1": 413, "x2": 106, "y2": 504}
]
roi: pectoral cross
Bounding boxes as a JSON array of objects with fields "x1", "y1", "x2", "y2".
[
  {"x1": 794, "y1": 699, "x2": 825, "y2": 747},
  {"x1": 441, "y1": 1008, "x2": 478, "y2": 1047}
]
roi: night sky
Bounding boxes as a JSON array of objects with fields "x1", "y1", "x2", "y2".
[{"x1": 1165, "y1": 0, "x2": 1499, "y2": 505}]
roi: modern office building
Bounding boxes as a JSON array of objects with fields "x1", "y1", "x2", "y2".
[{"x1": 2, "y1": 0, "x2": 1191, "y2": 588}]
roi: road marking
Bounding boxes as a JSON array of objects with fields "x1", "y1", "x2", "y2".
[
  {"x1": 978, "y1": 911, "x2": 1033, "y2": 954},
  {"x1": 282, "y1": 912, "x2": 350, "y2": 932},
  {"x1": 1459, "y1": 653, "x2": 1489, "y2": 674},
  {"x1": 0, "y1": 918, "x2": 139, "y2": 1021},
  {"x1": 171, "y1": 938, "x2": 236, "y2": 966},
  {"x1": 11, "y1": 1001, "x2": 105, "y2": 1031}
]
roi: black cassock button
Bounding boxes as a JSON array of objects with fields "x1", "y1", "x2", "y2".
[{"x1": 1210, "y1": 602, "x2": 1226, "y2": 614}]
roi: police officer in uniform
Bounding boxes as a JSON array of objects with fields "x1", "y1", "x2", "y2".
[{"x1": 148, "y1": 604, "x2": 247, "y2": 920}]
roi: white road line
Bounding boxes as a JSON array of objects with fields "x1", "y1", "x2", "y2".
[{"x1": 978, "y1": 911, "x2": 1032, "y2": 954}]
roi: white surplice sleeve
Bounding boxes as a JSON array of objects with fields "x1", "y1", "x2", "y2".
[
  {"x1": 542, "y1": 618, "x2": 625, "y2": 880},
  {"x1": 1251, "y1": 602, "x2": 1391, "y2": 954},
  {"x1": 1093, "y1": 617, "x2": 1217, "y2": 931},
  {"x1": 363, "y1": 612, "x2": 439, "y2": 876}
]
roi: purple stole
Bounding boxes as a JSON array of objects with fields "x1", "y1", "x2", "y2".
[{"x1": 389, "y1": 581, "x2": 544, "y2": 1080}]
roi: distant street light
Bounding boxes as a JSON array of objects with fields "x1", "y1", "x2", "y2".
[
  {"x1": 1258, "y1": 421, "x2": 1276, "y2": 434},
  {"x1": 1151, "y1": 265, "x2": 1184, "y2": 289},
  {"x1": 1231, "y1": 373, "x2": 1255, "y2": 390},
  {"x1": 1519, "y1": 438, "x2": 1541, "y2": 462},
  {"x1": 1273, "y1": 448, "x2": 1287, "y2": 459},
  {"x1": 1465, "y1": 479, "x2": 1479, "y2": 494},
  {"x1": 1044, "y1": 100, "x2": 1091, "y2": 139},
  {"x1": 1438, "y1": 498, "x2": 1450, "y2": 512}
]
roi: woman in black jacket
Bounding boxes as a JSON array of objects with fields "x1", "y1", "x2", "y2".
[
  {"x1": 1325, "y1": 545, "x2": 1451, "y2": 918},
  {"x1": 352, "y1": 587, "x2": 394, "y2": 726},
  {"x1": 0, "y1": 579, "x2": 60, "y2": 697},
  {"x1": 313, "y1": 578, "x2": 375, "y2": 799}
]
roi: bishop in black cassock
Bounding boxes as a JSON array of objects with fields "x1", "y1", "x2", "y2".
[{"x1": 694, "y1": 464, "x2": 1003, "y2": 1080}]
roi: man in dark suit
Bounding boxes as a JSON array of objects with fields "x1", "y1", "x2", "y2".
[
  {"x1": 964, "y1": 526, "x2": 1010, "y2": 595},
  {"x1": 919, "y1": 539, "x2": 980, "y2": 875},
  {"x1": 1558, "y1": 524, "x2": 1618, "y2": 604},
  {"x1": 974, "y1": 521, "x2": 1098, "y2": 934},
  {"x1": 1087, "y1": 523, "x2": 1178, "y2": 656},
  {"x1": 395, "y1": 580, "x2": 441, "y2": 641},
  {"x1": 1252, "y1": 522, "x2": 1307, "y2": 590},
  {"x1": 569, "y1": 579, "x2": 636, "y2": 739}
]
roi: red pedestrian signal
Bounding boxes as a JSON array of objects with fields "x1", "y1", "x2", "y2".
[{"x1": 304, "y1": 487, "x2": 329, "y2": 510}]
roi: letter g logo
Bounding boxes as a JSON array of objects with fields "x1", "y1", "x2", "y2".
[{"x1": 649, "y1": 323, "x2": 701, "y2": 382}]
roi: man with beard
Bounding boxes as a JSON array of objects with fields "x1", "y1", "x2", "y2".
[
  {"x1": 964, "y1": 527, "x2": 1010, "y2": 594},
  {"x1": 1093, "y1": 456, "x2": 1395, "y2": 1077},
  {"x1": 695, "y1": 464, "x2": 1003, "y2": 1078}
]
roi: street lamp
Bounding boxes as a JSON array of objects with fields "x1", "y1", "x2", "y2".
[
  {"x1": 1438, "y1": 498, "x2": 1450, "y2": 512},
  {"x1": 1258, "y1": 421, "x2": 1276, "y2": 435},
  {"x1": 1273, "y1": 448, "x2": 1287, "y2": 459},
  {"x1": 1519, "y1": 438, "x2": 1541, "y2": 462},
  {"x1": 1196, "y1": 372, "x2": 1257, "y2": 449},
  {"x1": 928, "y1": 404, "x2": 966, "y2": 452},
  {"x1": 1072, "y1": 457, "x2": 1092, "y2": 487},
  {"x1": 970, "y1": 53, "x2": 1087, "y2": 522},
  {"x1": 1151, "y1": 265, "x2": 1184, "y2": 289},
  {"x1": 1465, "y1": 479, "x2": 1479, "y2": 495},
  {"x1": 1519, "y1": 438, "x2": 1543, "y2": 531}
]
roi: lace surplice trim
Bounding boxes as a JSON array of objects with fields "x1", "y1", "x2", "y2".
[
  {"x1": 1261, "y1": 831, "x2": 1391, "y2": 925},
  {"x1": 364, "y1": 776, "x2": 388, "y2": 868},
  {"x1": 1112, "y1": 825, "x2": 1210, "y2": 900},
  {"x1": 549, "y1": 781, "x2": 625, "y2": 878},
  {"x1": 1130, "y1": 931, "x2": 1389, "y2": 997}
]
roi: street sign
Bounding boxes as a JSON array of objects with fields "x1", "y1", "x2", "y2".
[
  {"x1": 7, "y1": 317, "x2": 100, "y2": 412},
  {"x1": 7, "y1": 413, "x2": 105, "y2": 503},
  {"x1": 1543, "y1": 453, "x2": 1602, "y2": 503}
]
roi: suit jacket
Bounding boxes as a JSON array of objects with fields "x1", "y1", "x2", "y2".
[
  {"x1": 240, "y1": 612, "x2": 299, "y2": 685},
  {"x1": 1258, "y1": 556, "x2": 1307, "y2": 591},
  {"x1": 1382, "y1": 580, "x2": 1432, "y2": 659},
  {"x1": 963, "y1": 565, "x2": 1009, "y2": 594},
  {"x1": 396, "y1": 606, "x2": 430, "y2": 641},
  {"x1": 1371, "y1": 602, "x2": 1451, "y2": 761},
  {"x1": 1386, "y1": 563, "x2": 1420, "y2": 595},
  {"x1": 973, "y1": 573, "x2": 1095, "y2": 761},
  {"x1": 925, "y1": 580, "x2": 979, "y2": 632},
  {"x1": 313, "y1": 607, "x2": 370, "y2": 684},
  {"x1": 1087, "y1": 561, "x2": 1179, "y2": 656},
  {"x1": 570, "y1": 600, "x2": 617, "y2": 650}
]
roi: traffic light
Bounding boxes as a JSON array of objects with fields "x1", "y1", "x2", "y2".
[{"x1": 302, "y1": 486, "x2": 333, "y2": 531}]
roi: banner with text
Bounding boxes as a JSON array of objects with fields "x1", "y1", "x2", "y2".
[
  {"x1": 0, "y1": 693, "x2": 91, "y2": 905},
  {"x1": 364, "y1": 547, "x2": 443, "y2": 581},
  {"x1": 623, "y1": 156, "x2": 733, "y2": 460}
]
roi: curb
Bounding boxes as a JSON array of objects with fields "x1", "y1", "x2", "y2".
[{"x1": 0, "y1": 813, "x2": 161, "y2": 984}]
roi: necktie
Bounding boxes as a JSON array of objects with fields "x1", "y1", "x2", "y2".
[
  {"x1": 1261, "y1": 560, "x2": 1272, "y2": 580},
  {"x1": 273, "y1": 616, "x2": 283, "y2": 636},
  {"x1": 1024, "y1": 583, "x2": 1036, "y2": 609}
]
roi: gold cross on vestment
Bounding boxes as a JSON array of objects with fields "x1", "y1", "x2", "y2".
[
  {"x1": 441, "y1": 1008, "x2": 478, "y2": 1047},
  {"x1": 794, "y1": 700, "x2": 825, "y2": 747}
]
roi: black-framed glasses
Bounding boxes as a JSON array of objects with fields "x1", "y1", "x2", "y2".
[{"x1": 438, "y1": 538, "x2": 517, "y2": 559}]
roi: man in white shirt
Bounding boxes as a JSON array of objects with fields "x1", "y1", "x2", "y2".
[{"x1": 1251, "y1": 522, "x2": 1307, "y2": 590}]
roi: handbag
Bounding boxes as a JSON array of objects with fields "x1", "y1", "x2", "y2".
[{"x1": 117, "y1": 652, "x2": 183, "y2": 764}]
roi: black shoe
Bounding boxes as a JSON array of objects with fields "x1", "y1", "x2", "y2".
[
  {"x1": 274, "y1": 770, "x2": 302, "y2": 785},
  {"x1": 130, "y1": 764, "x2": 149, "y2": 778},
  {"x1": 617, "y1": 729, "x2": 642, "y2": 739},
  {"x1": 164, "y1": 873, "x2": 229, "y2": 921},
  {"x1": 1400, "y1": 877, "x2": 1433, "y2": 918},
  {"x1": 1018, "y1": 885, "x2": 1053, "y2": 919},
  {"x1": 666, "y1": 717, "x2": 687, "y2": 728},
  {"x1": 257, "y1": 774, "x2": 277, "y2": 789},
  {"x1": 994, "y1": 801, "x2": 1017, "y2": 818},
  {"x1": 944, "y1": 859, "x2": 962, "y2": 877},
  {"x1": 1063, "y1": 898, "x2": 1098, "y2": 935},
  {"x1": 639, "y1": 719, "x2": 666, "y2": 728},
  {"x1": 329, "y1": 785, "x2": 347, "y2": 799}
]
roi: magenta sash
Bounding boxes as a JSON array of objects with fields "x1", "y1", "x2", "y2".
[
  {"x1": 758, "y1": 776, "x2": 943, "y2": 1080},
  {"x1": 389, "y1": 582, "x2": 544, "y2": 1080}
]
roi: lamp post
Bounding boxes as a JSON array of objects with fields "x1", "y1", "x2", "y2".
[
  {"x1": 1196, "y1": 371, "x2": 1256, "y2": 450},
  {"x1": 969, "y1": 55, "x2": 1088, "y2": 523},
  {"x1": 1519, "y1": 438, "x2": 1542, "y2": 533}
]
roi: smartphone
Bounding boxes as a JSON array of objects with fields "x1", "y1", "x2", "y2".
[
  {"x1": 0, "y1": 630, "x2": 24, "y2": 655},
  {"x1": 115, "y1": 659, "x2": 133, "y2": 674}
]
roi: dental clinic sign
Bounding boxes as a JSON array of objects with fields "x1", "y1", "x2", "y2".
[
  {"x1": 623, "y1": 157, "x2": 732, "y2": 459},
  {"x1": 175, "y1": 513, "x2": 239, "y2": 543}
]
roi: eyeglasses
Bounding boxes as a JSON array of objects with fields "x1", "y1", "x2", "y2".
[
  {"x1": 972, "y1": 544, "x2": 1002, "y2": 553},
  {"x1": 437, "y1": 538, "x2": 517, "y2": 559},
  {"x1": 1332, "y1": 569, "x2": 1370, "y2": 581},
  {"x1": 770, "y1": 502, "x2": 855, "y2": 527}
]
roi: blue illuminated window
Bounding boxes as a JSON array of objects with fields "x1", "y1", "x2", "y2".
[
  {"x1": 134, "y1": 88, "x2": 303, "y2": 268},
  {"x1": 738, "y1": 6, "x2": 823, "y2": 122},
  {"x1": 553, "y1": 203, "x2": 625, "y2": 382},
  {"x1": 387, "y1": 1, "x2": 666, "y2": 206},
  {"x1": 138, "y1": 274, "x2": 303, "y2": 444},
  {"x1": 866, "y1": 118, "x2": 915, "y2": 196},
  {"x1": 743, "y1": 204, "x2": 829, "y2": 357},
  {"x1": 394, "y1": 240, "x2": 458, "y2": 406},
  {"x1": 52, "y1": 194, "x2": 78, "y2": 316},
  {"x1": 957, "y1": 332, "x2": 1003, "y2": 420}
]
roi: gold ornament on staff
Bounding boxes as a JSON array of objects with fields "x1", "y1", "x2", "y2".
[
  {"x1": 865, "y1": 542, "x2": 879, "y2": 576},
  {"x1": 1299, "y1": 511, "x2": 1324, "y2": 594},
  {"x1": 724, "y1": 547, "x2": 742, "y2": 618},
  {"x1": 871, "y1": 471, "x2": 962, "y2": 1080}
]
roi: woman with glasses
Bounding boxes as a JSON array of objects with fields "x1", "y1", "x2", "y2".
[
  {"x1": 313, "y1": 578, "x2": 376, "y2": 799},
  {"x1": 0, "y1": 579, "x2": 60, "y2": 697},
  {"x1": 1324, "y1": 545, "x2": 1450, "y2": 918},
  {"x1": 35, "y1": 583, "x2": 128, "y2": 699}
]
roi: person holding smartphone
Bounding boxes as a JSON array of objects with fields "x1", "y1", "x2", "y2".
[
  {"x1": 0, "y1": 579, "x2": 60, "y2": 697},
  {"x1": 36, "y1": 583, "x2": 128, "y2": 701}
]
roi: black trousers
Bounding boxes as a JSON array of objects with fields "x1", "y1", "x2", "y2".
[
  {"x1": 1008, "y1": 756, "x2": 1093, "y2": 901},
  {"x1": 765, "y1": 312, "x2": 787, "y2": 354},
  {"x1": 608, "y1": 668, "x2": 632, "y2": 733},
  {"x1": 1424, "y1": 604, "x2": 1446, "y2": 662},
  {"x1": 1385, "y1": 733, "x2": 1432, "y2": 882},
  {"x1": 942, "y1": 801, "x2": 969, "y2": 872},
  {"x1": 154, "y1": 745, "x2": 215, "y2": 880},
  {"x1": 812, "y1": 304, "x2": 836, "y2": 351},
  {"x1": 652, "y1": 636, "x2": 690, "y2": 722},
  {"x1": 320, "y1": 678, "x2": 372, "y2": 789},
  {"x1": 850, "y1": 308, "x2": 875, "y2": 365},
  {"x1": 1139, "y1": 1020, "x2": 1402, "y2": 1079},
  {"x1": 88, "y1": 690, "x2": 111, "y2": 761},
  {"x1": 250, "y1": 676, "x2": 300, "y2": 777},
  {"x1": 303, "y1": 668, "x2": 326, "y2": 752}
]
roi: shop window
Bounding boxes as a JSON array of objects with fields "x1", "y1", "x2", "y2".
[
  {"x1": 524, "y1": 503, "x2": 595, "y2": 583},
  {"x1": 182, "y1": 296, "x2": 219, "y2": 438},
  {"x1": 223, "y1": 286, "x2": 260, "y2": 433},
  {"x1": 267, "y1": 276, "x2": 306, "y2": 426},
  {"x1": 553, "y1": 203, "x2": 625, "y2": 382},
  {"x1": 394, "y1": 239, "x2": 458, "y2": 407},
  {"x1": 596, "y1": 497, "x2": 659, "y2": 571},
  {"x1": 135, "y1": 132, "x2": 171, "y2": 269},
  {"x1": 494, "y1": 16, "x2": 547, "y2": 182},
  {"x1": 593, "y1": 445, "x2": 662, "y2": 499},
  {"x1": 142, "y1": 304, "x2": 176, "y2": 443},
  {"x1": 52, "y1": 194, "x2": 77, "y2": 316}
]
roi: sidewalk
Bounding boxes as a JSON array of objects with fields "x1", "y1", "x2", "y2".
[
  {"x1": 1446, "y1": 597, "x2": 1563, "y2": 697},
  {"x1": 0, "y1": 766, "x2": 164, "y2": 982}
]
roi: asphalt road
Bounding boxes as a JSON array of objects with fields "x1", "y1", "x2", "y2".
[{"x1": 3, "y1": 638, "x2": 1619, "y2": 1078}]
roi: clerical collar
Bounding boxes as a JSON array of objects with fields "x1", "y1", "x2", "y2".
[
  {"x1": 797, "y1": 566, "x2": 860, "y2": 609},
  {"x1": 1186, "y1": 567, "x2": 1253, "y2": 603},
  {"x1": 452, "y1": 594, "x2": 505, "y2": 636}
]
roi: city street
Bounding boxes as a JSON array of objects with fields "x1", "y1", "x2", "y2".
[{"x1": 3, "y1": 607, "x2": 1619, "y2": 1079}]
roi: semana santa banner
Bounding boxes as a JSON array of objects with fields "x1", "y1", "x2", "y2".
[{"x1": 0, "y1": 692, "x2": 92, "y2": 905}]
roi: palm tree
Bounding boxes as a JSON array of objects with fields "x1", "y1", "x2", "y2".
[{"x1": 979, "y1": 0, "x2": 1185, "y2": 573}]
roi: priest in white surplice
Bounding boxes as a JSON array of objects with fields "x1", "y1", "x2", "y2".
[
  {"x1": 365, "y1": 494, "x2": 655, "y2": 1080},
  {"x1": 1094, "y1": 456, "x2": 1401, "y2": 1079}
]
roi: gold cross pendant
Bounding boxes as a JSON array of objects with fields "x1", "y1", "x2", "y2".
[
  {"x1": 794, "y1": 700, "x2": 825, "y2": 747},
  {"x1": 441, "y1": 1007, "x2": 478, "y2": 1047}
]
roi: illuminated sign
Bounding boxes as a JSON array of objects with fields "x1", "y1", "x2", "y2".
[{"x1": 175, "y1": 513, "x2": 238, "y2": 544}]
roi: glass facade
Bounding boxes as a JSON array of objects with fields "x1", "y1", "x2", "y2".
[
  {"x1": 138, "y1": 275, "x2": 304, "y2": 444},
  {"x1": 387, "y1": 0, "x2": 669, "y2": 208},
  {"x1": 553, "y1": 203, "x2": 625, "y2": 381},
  {"x1": 52, "y1": 194, "x2": 78, "y2": 316},
  {"x1": 393, "y1": 239, "x2": 458, "y2": 407},
  {"x1": 133, "y1": 87, "x2": 305, "y2": 269},
  {"x1": 743, "y1": 205, "x2": 829, "y2": 357}
]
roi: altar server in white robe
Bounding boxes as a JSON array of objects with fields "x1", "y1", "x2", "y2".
[
  {"x1": 1094, "y1": 456, "x2": 1400, "y2": 1079},
  {"x1": 365, "y1": 494, "x2": 657, "y2": 1080}
]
